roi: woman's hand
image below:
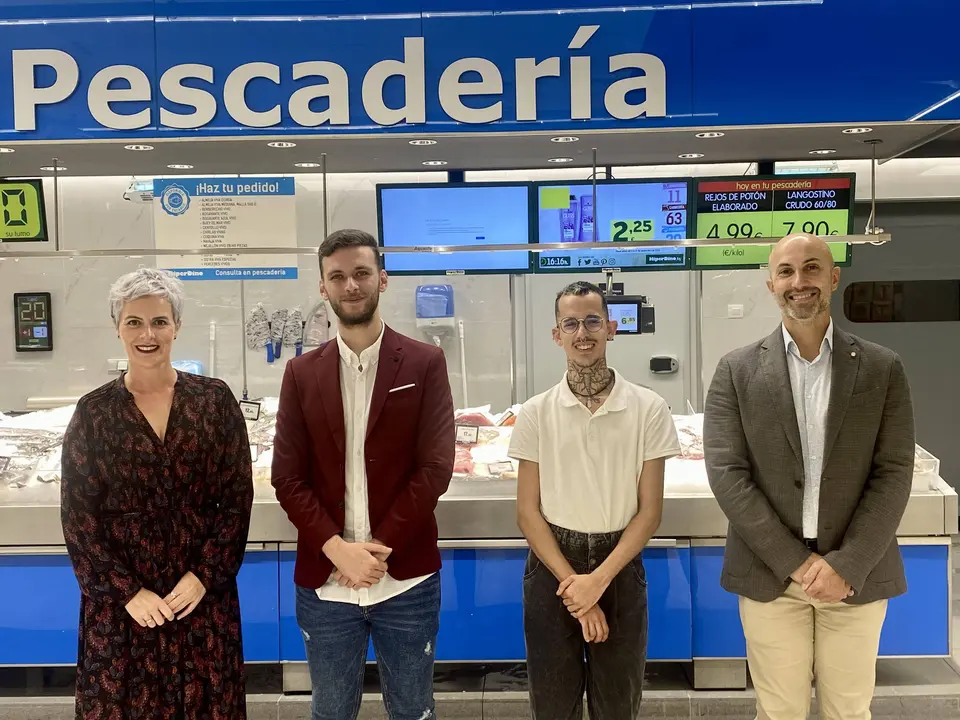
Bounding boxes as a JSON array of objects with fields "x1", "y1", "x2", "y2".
[
  {"x1": 125, "y1": 589, "x2": 175, "y2": 628},
  {"x1": 164, "y1": 571, "x2": 207, "y2": 620}
]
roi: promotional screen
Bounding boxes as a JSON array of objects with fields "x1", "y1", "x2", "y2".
[
  {"x1": 378, "y1": 184, "x2": 531, "y2": 274},
  {"x1": 535, "y1": 181, "x2": 688, "y2": 271},
  {"x1": 693, "y1": 174, "x2": 854, "y2": 268}
]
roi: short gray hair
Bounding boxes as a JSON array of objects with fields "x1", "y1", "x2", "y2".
[{"x1": 109, "y1": 268, "x2": 186, "y2": 328}]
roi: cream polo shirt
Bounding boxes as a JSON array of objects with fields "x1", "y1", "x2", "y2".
[{"x1": 507, "y1": 369, "x2": 681, "y2": 534}]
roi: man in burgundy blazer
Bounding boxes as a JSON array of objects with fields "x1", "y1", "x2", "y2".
[{"x1": 271, "y1": 229, "x2": 455, "y2": 720}]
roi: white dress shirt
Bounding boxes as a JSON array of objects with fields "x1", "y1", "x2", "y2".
[
  {"x1": 507, "y1": 369, "x2": 681, "y2": 533},
  {"x1": 782, "y1": 319, "x2": 834, "y2": 540},
  {"x1": 315, "y1": 322, "x2": 434, "y2": 606}
]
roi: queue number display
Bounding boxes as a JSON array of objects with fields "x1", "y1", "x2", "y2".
[
  {"x1": 0, "y1": 180, "x2": 48, "y2": 242},
  {"x1": 14, "y1": 292, "x2": 53, "y2": 352},
  {"x1": 693, "y1": 175, "x2": 854, "y2": 267}
]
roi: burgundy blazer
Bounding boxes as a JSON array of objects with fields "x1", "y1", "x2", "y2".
[{"x1": 271, "y1": 325, "x2": 456, "y2": 589}]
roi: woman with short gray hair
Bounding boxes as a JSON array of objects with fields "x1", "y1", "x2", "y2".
[{"x1": 60, "y1": 267, "x2": 254, "y2": 719}]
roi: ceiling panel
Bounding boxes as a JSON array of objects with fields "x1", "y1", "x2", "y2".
[{"x1": 0, "y1": 122, "x2": 956, "y2": 178}]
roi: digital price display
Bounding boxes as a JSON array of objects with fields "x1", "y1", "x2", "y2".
[
  {"x1": 535, "y1": 180, "x2": 690, "y2": 272},
  {"x1": 14, "y1": 292, "x2": 53, "y2": 352},
  {"x1": 693, "y1": 174, "x2": 854, "y2": 268},
  {"x1": 0, "y1": 180, "x2": 48, "y2": 242}
]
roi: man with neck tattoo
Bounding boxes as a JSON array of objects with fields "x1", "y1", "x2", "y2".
[{"x1": 507, "y1": 281, "x2": 681, "y2": 719}]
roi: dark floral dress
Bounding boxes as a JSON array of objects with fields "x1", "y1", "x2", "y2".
[{"x1": 60, "y1": 371, "x2": 254, "y2": 720}]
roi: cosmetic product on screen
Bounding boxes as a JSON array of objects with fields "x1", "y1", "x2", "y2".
[
  {"x1": 560, "y1": 195, "x2": 578, "y2": 242},
  {"x1": 578, "y1": 194, "x2": 594, "y2": 242}
]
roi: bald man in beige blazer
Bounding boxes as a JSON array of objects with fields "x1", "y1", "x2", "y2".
[{"x1": 703, "y1": 234, "x2": 915, "y2": 720}]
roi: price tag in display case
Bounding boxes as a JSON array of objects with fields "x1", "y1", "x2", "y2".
[
  {"x1": 239, "y1": 400, "x2": 262, "y2": 422},
  {"x1": 456, "y1": 425, "x2": 480, "y2": 444}
]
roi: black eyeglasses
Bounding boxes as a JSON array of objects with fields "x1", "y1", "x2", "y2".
[{"x1": 558, "y1": 315, "x2": 605, "y2": 334}]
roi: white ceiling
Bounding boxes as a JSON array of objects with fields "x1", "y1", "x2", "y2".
[{"x1": 0, "y1": 121, "x2": 956, "y2": 178}]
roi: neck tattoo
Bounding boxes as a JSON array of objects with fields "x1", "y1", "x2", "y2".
[{"x1": 567, "y1": 360, "x2": 614, "y2": 408}]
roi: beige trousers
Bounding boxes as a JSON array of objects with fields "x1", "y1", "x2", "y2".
[{"x1": 739, "y1": 583, "x2": 888, "y2": 720}]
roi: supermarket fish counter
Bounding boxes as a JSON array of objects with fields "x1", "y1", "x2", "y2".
[{"x1": 0, "y1": 401, "x2": 956, "y2": 690}]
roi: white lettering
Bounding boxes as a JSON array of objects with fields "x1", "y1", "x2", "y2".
[
  {"x1": 570, "y1": 56, "x2": 592, "y2": 120},
  {"x1": 12, "y1": 49, "x2": 79, "y2": 131},
  {"x1": 290, "y1": 61, "x2": 350, "y2": 126},
  {"x1": 362, "y1": 37, "x2": 426, "y2": 126},
  {"x1": 603, "y1": 53, "x2": 666, "y2": 120},
  {"x1": 515, "y1": 57, "x2": 560, "y2": 121},
  {"x1": 10, "y1": 30, "x2": 672, "y2": 132},
  {"x1": 567, "y1": 25, "x2": 599, "y2": 50},
  {"x1": 224, "y1": 62, "x2": 281, "y2": 127},
  {"x1": 439, "y1": 58, "x2": 503, "y2": 124},
  {"x1": 160, "y1": 64, "x2": 217, "y2": 129},
  {"x1": 87, "y1": 65, "x2": 151, "y2": 130}
]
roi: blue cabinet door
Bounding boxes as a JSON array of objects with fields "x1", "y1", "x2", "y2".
[
  {"x1": 279, "y1": 550, "x2": 304, "y2": 661},
  {"x1": 879, "y1": 543, "x2": 951, "y2": 656},
  {"x1": 0, "y1": 553, "x2": 81, "y2": 665},
  {"x1": 237, "y1": 547, "x2": 281, "y2": 662},
  {"x1": 691, "y1": 545, "x2": 746, "y2": 659}
]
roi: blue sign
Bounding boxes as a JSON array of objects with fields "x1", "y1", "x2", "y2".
[
  {"x1": 0, "y1": 1, "x2": 958, "y2": 141},
  {"x1": 153, "y1": 176, "x2": 299, "y2": 280}
]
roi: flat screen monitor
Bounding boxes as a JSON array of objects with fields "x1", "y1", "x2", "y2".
[
  {"x1": 692, "y1": 173, "x2": 855, "y2": 269},
  {"x1": 534, "y1": 179, "x2": 690, "y2": 272},
  {"x1": 377, "y1": 183, "x2": 532, "y2": 275}
]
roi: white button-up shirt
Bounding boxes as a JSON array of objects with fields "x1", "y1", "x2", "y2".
[
  {"x1": 782, "y1": 319, "x2": 834, "y2": 540},
  {"x1": 315, "y1": 322, "x2": 433, "y2": 606},
  {"x1": 507, "y1": 369, "x2": 681, "y2": 534}
]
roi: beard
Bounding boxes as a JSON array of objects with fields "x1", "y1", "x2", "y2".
[
  {"x1": 330, "y1": 292, "x2": 380, "y2": 328},
  {"x1": 778, "y1": 287, "x2": 830, "y2": 321}
]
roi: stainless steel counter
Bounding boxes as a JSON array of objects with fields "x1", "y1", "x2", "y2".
[{"x1": 2, "y1": 477, "x2": 956, "y2": 547}]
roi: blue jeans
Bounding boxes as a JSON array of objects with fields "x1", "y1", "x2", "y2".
[{"x1": 295, "y1": 574, "x2": 441, "y2": 720}]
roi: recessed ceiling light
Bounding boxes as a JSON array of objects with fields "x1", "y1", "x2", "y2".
[
  {"x1": 548, "y1": 157, "x2": 574, "y2": 163},
  {"x1": 695, "y1": 132, "x2": 725, "y2": 139},
  {"x1": 167, "y1": 164, "x2": 194, "y2": 170},
  {"x1": 268, "y1": 141, "x2": 297, "y2": 148},
  {"x1": 551, "y1": 136, "x2": 580, "y2": 143},
  {"x1": 294, "y1": 162, "x2": 321, "y2": 168},
  {"x1": 809, "y1": 149, "x2": 837, "y2": 155},
  {"x1": 842, "y1": 127, "x2": 873, "y2": 134},
  {"x1": 40, "y1": 166, "x2": 67, "y2": 172},
  {"x1": 678, "y1": 153, "x2": 704, "y2": 159},
  {"x1": 124, "y1": 144, "x2": 154, "y2": 151},
  {"x1": 409, "y1": 139, "x2": 437, "y2": 146},
  {"x1": 422, "y1": 160, "x2": 448, "y2": 166},
  {"x1": 0, "y1": 147, "x2": 14, "y2": 154}
]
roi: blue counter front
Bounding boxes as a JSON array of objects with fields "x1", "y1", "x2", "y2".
[
  {"x1": 281, "y1": 544, "x2": 692, "y2": 663},
  {"x1": 0, "y1": 548, "x2": 282, "y2": 666},
  {"x1": 690, "y1": 541, "x2": 952, "y2": 659},
  {"x1": 0, "y1": 541, "x2": 950, "y2": 667}
]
